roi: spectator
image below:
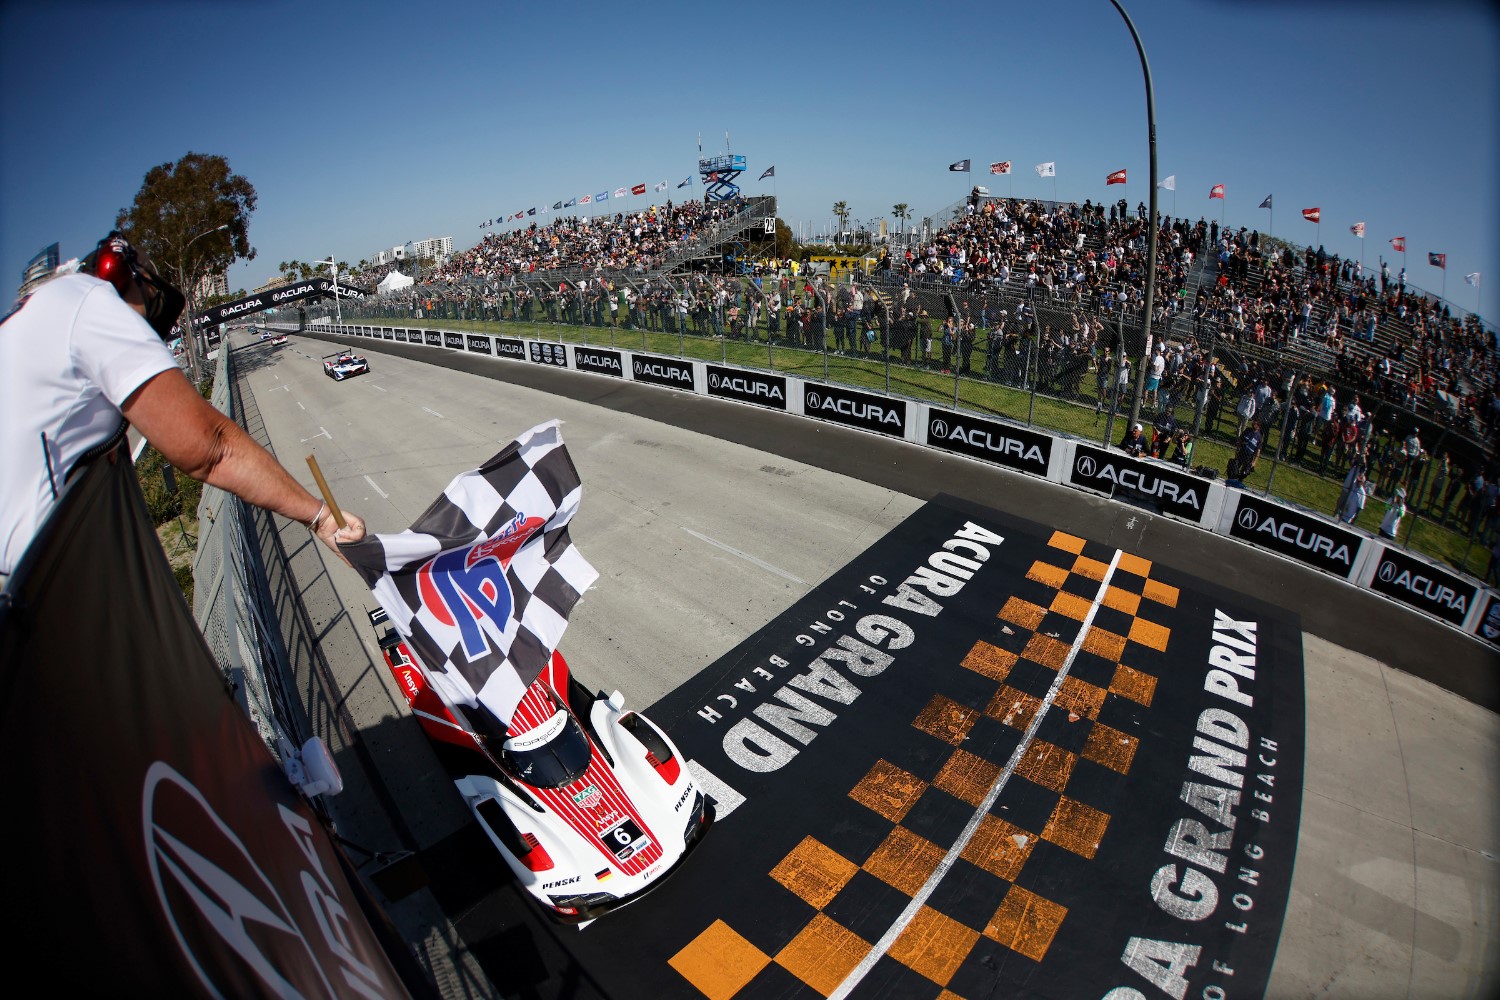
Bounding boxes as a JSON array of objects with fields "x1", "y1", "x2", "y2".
[
  {"x1": 1339, "y1": 472, "x2": 1370, "y2": 524},
  {"x1": 1, "y1": 234, "x2": 365, "y2": 583},
  {"x1": 1379, "y1": 487, "x2": 1407, "y2": 539},
  {"x1": 1120, "y1": 422, "x2": 1147, "y2": 457}
]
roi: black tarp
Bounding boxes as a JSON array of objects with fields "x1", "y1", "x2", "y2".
[{"x1": 0, "y1": 444, "x2": 420, "y2": 998}]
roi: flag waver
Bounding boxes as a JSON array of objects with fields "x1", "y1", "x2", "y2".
[{"x1": 343, "y1": 421, "x2": 599, "y2": 729}]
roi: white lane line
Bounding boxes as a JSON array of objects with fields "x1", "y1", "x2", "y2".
[
  {"x1": 422, "y1": 406, "x2": 445, "y2": 418},
  {"x1": 300, "y1": 427, "x2": 331, "y2": 443},
  {"x1": 682, "y1": 527, "x2": 805, "y2": 584},
  {"x1": 828, "y1": 547, "x2": 1125, "y2": 1000},
  {"x1": 362, "y1": 474, "x2": 389, "y2": 499},
  {"x1": 297, "y1": 401, "x2": 304, "y2": 410},
  {"x1": 372, "y1": 384, "x2": 386, "y2": 392}
]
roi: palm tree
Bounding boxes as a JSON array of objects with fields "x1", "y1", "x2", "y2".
[
  {"x1": 832, "y1": 201, "x2": 850, "y2": 242},
  {"x1": 892, "y1": 203, "x2": 910, "y2": 236}
]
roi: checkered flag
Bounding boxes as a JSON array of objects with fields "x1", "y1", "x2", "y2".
[{"x1": 343, "y1": 420, "x2": 598, "y2": 728}]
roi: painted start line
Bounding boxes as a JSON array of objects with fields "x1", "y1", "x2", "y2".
[{"x1": 443, "y1": 496, "x2": 1306, "y2": 1000}]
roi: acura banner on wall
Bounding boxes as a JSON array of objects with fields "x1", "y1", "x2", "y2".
[
  {"x1": 1227, "y1": 493, "x2": 1364, "y2": 579},
  {"x1": 1069, "y1": 444, "x2": 1212, "y2": 524}
]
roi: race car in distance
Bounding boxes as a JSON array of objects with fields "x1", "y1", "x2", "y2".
[
  {"x1": 368, "y1": 608, "x2": 712, "y2": 924},
  {"x1": 323, "y1": 348, "x2": 370, "y2": 380},
  {"x1": 271, "y1": 333, "x2": 289, "y2": 347}
]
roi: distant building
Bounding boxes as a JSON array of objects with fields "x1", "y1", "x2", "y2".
[
  {"x1": 253, "y1": 274, "x2": 297, "y2": 294},
  {"x1": 370, "y1": 237, "x2": 453, "y2": 268},
  {"x1": 195, "y1": 271, "x2": 229, "y2": 301},
  {"x1": 18, "y1": 242, "x2": 59, "y2": 299}
]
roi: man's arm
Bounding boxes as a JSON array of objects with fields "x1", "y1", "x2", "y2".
[{"x1": 121, "y1": 367, "x2": 364, "y2": 557}]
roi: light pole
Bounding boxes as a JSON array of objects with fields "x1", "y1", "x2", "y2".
[
  {"x1": 1109, "y1": 0, "x2": 1159, "y2": 434},
  {"x1": 179, "y1": 222, "x2": 230, "y2": 382},
  {"x1": 318, "y1": 258, "x2": 342, "y2": 326}
]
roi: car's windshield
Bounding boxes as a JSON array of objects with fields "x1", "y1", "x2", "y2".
[{"x1": 501, "y1": 709, "x2": 591, "y2": 788}]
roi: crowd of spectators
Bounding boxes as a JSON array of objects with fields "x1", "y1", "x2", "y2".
[{"x1": 418, "y1": 197, "x2": 749, "y2": 284}]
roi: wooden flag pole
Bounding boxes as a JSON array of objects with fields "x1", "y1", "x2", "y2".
[{"x1": 305, "y1": 454, "x2": 347, "y2": 529}]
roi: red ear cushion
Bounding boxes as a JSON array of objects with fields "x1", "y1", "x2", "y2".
[{"x1": 92, "y1": 244, "x2": 133, "y2": 293}]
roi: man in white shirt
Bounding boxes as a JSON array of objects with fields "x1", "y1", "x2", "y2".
[{"x1": 1, "y1": 235, "x2": 364, "y2": 581}]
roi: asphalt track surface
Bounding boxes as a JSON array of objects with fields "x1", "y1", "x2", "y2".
[{"x1": 234, "y1": 330, "x2": 1497, "y2": 999}]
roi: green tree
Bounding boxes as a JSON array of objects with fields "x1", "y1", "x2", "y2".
[
  {"x1": 892, "y1": 203, "x2": 911, "y2": 235},
  {"x1": 115, "y1": 151, "x2": 256, "y2": 293},
  {"x1": 115, "y1": 152, "x2": 256, "y2": 373},
  {"x1": 832, "y1": 201, "x2": 850, "y2": 241}
]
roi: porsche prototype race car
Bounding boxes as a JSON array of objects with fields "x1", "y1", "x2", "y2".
[
  {"x1": 271, "y1": 334, "x2": 289, "y2": 347},
  {"x1": 369, "y1": 609, "x2": 712, "y2": 923},
  {"x1": 323, "y1": 348, "x2": 370, "y2": 380}
]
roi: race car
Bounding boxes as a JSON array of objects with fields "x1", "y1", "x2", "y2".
[
  {"x1": 323, "y1": 348, "x2": 370, "y2": 380},
  {"x1": 369, "y1": 608, "x2": 712, "y2": 924},
  {"x1": 271, "y1": 334, "x2": 289, "y2": 347}
]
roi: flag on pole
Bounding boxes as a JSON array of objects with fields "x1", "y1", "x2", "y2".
[
  {"x1": 596, "y1": 191, "x2": 610, "y2": 202},
  {"x1": 759, "y1": 166, "x2": 775, "y2": 180},
  {"x1": 552, "y1": 201, "x2": 563, "y2": 210},
  {"x1": 527, "y1": 208, "x2": 536, "y2": 217},
  {"x1": 565, "y1": 197, "x2": 577, "y2": 207},
  {"x1": 1259, "y1": 194, "x2": 1273, "y2": 209},
  {"x1": 1158, "y1": 175, "x2": 1176, "y2": 191},
  {"x1": 1465, "y1": 272, "x2": 1481, "y2": 287},
  {"x1": 1035, "y1": 162, "x2": 1056, "y2": 177},
  {"x1": 614, "y1": 187, "x2": 627, "y2": 199},
  {"x1": 677, "y1": 176, "x2": 692, "y2": 188},
  {"x1": 1106, "y1": 169, "x2": 1127, "y2": 185},
  {"x1": 990, "y1": 161, "x2": 1012, "y2": 175},
  {"x1": 343, "y1": 421, "x2": 599, "y2": 730},
  {"x1": 1350, "y1": 222, "x2": 1365, "y2": 238},
  {"x1": 579, "y1": 194, "x2": 591, "y2": 204},
  {"x1": 1209, "y1": 184, "x2": 1225, "y2": 200},
  {"x1": 1428, "y1": 252, "x2": 1446, "y2": 269},
  {"x1": 655, "y1": 180, "x2": 668, "y2": 192},
  {"x1": 948, "y1": 159, "x2": 971, "y2": 172},
  {"x1": 1390, "y1": 236, "x2": 1406, "y2": 252},
  {"x1": 1301, "y1": 207, "x2": 1321, "y2": 223},
  {"x1": 631, "y1": 183, "x2": 646, "y2": 196}
]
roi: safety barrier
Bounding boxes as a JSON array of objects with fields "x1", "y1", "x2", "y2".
[{"x1": 299, "y1": 318, "x2": 1500, "y2": 649}]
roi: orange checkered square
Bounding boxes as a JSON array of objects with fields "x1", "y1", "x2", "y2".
[
  {"x1": 1109, "y1": 663, "x2": 1157, "y2": 706},
  {"x1": 933, "y1": 747, "x2": 1003, "y2": 807},
  {"x1": 912, "y1": 694, "x2": 980, "y2": 746},
  {"x1": 984, "y1": 886, "x2": 1068, "y2": 962},
  {"x1": 961, "y1": 813, "x2": 1036, "y2": 881},
  {"x1": 999, "y1": 596, "x2": 1047, "y2": 631},
  {"x1": 961, "y1": 640, "x2": 1017, "y2": 683},
  {"x1": 889, "y1": 906, "x2": 979, "y2": 987},
  {"x1": 1041, "y1": 796, "x2": 1110, "y2": 859},
  {"x1": 986, "y1": 685, "x2": 1043, "y2": 730},
  {"x1": 1021, "y1": 633, "x2": 1070, "y2": 669},
  {"x1": 863, "y1": 826, "x2": 944, "y2": 896},
  {"x1": 849, "y1": 759, "x2": 928, "y2": 824},
  {"x1": 770, "y1": 837, "x2": 859, "y2": 909},
  {"x1": 1014, "y1": 739, "x2": 1076, "y2": 794},
  {"x1": 775, "y1": 914, "x2": 870, "y2": 997}
]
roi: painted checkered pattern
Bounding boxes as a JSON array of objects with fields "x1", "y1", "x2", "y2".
[
  {"x1": 669, "y1": 531, "x2": 1176, "y2": 999},
  {"x1": 344, "y1": 420, "x2": 598, "y2": 729}
]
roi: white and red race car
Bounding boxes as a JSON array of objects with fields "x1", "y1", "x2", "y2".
[
  {"x1": 323, "y1": 349, "x2": 370, "y2": 380},
  {"x1": 369, "y1": 608, "x2": 712, "y2": 923},
  {"x1": 271, "y1": 333, "x2": 289, "y2": 347}
]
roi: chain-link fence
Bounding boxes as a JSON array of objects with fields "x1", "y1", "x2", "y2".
[
  {"x1": 312, "y1": 244, "x2": 1496, "y2": 579},
  {"x1": 191, "y1": 351, "x2": 305, "y2": 760}
]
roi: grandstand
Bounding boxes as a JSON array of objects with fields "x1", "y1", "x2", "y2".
[{"x1": 325, "y1": 192, "x2": 1496, "y2": 580}]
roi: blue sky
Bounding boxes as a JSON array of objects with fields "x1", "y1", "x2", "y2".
[{"x1": 3, "y1": 0, "x2": 1496, "y2": 319}]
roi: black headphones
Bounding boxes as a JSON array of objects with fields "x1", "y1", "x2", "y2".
[{"x1": 83, "y1": 232, "x2": 187, "y2": 341}]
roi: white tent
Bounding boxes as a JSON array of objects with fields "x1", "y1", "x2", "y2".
[{"x1": 377, "y1": 270, "x2": 414, "y2": 295}]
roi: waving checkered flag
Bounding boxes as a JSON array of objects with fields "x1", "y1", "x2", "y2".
[{"x1": 343, "y1": 420, "x2": 598, "y2": 728}]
